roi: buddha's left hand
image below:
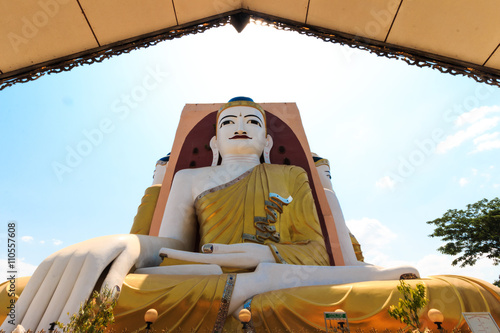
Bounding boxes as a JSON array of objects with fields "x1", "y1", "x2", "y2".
[{"x1": 159, "y1": 243, "x2": 275, "y2": 269}]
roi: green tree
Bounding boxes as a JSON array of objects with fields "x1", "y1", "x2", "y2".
[
  {"x1": 57, "y1": 286, "x2": 118, "y2": 333},
  {"x1": 388, "y1": 280, "x2": 429, "y2": 332},
  {"x1": 427, "y1": 197, "x2": 500, "y2": 282}
]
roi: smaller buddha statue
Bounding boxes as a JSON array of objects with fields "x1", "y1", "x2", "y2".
[
  {"x1": 313, "y1": 153, "x2": 366, "y2": 264},
  {"x1": 152, "y1": 153, "x2": 169, "y2": 185}
]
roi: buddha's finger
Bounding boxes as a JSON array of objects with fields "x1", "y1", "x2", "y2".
[
  {"x1": 205, "y1": 243, "x2": 275, "y2": 265},
  {"x1": 204, "y1": 243, "x2": 274, "y2": 256},
  {"x1": 36, "y1": 252, "x2": 88, "y2": 331},
  {"x1": 202, "y1": 243, "x2": 247, "y2": 254},
  {"x1": 135, "y1": 264, "x2": 223, "y2": 275},
  {"x1": 165, "y1": 249, "x2": 261, "y2": 268},
  {"x1": 101, "y1": 240, "x2": 142, "y2": 294},
  {"x1": 204, "y1": 253, "x2": 263, "y2": 268},
  {"x1": 161, "y1": 248, "x2": 215, "y2": 263},
  {"x1": 20, "y1": 251, "x2": 74, "y2": 331},
  {"x1": 161, "y1": 248, "x2": 250, "y2": 266}
]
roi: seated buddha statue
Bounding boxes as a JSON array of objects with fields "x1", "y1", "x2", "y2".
[{"x1": 1, "y1": 98, "x2": 498, "y2": 332}]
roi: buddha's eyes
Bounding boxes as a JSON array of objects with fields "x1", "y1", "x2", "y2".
[
  {"x1": 220, "y1": 120, "x2": 234, "y2": 127},
  {"x1": 326, "y1": 172, "x2": 332, "y2": 179},
  {"x1": 219, "y1": 117, "x2": 262, "y2": 128},
  {"x1": 247, "y1": 119, "x2": 262, "y2": 127}
]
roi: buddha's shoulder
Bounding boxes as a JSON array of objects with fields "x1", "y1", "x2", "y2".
[
  {"x1": 173, "y1": 166, "x2": 215, "y2": 180},
  {"x1": 174, "y1": 164, "x2": 307, "y2": 180},
  {"x1": 175, "y1": 165, "x2": 247, "y2": 181},
  {"x1": 261, "y1": 163, "x2": 307, "y2": 175}
]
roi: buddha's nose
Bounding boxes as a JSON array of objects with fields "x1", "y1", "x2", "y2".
[
  {"x1": 235, "y1": 129, "x2": 247, "y2": 135},
  {"x1": 236, "y1": 120, "x2": 247, "y2": 134}
]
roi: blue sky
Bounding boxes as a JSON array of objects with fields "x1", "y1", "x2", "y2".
[{"x1": 1, "y1": 22, "x2": 499, "y2": 284}]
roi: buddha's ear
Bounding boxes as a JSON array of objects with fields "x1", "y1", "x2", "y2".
[
  {"x1": 210, "y1": 136, "x2": 219, "y2": 166},
  {"x1": 264, "y1": 135, "x2": 273, "y2": 164}
]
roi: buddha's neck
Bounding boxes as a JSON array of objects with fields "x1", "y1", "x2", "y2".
[{"x1": 220, "y1": 154, "x2": 260, "y2": 167}]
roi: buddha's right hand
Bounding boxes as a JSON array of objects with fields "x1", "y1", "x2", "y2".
[
  {"x1": 159, "y1": 243, "x2": 276, "y2": 269},
  {"x1": 0, "y1": 234, "x2": 183, "y2": 332}
]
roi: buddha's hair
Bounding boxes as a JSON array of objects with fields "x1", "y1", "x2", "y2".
[{"x1": 312, "y1": 153, "x2": 330, "y2": 168}]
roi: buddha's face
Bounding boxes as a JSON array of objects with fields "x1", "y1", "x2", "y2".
[
  {"x1": 153, "y1": 161, "x2": 167, "y2": 185},
  {"x1": 216, "y1": 106, "x2": 267, "y2": 157},
  {"x1": 316, "y1": 164, "x2": 333, "y2": 191}
]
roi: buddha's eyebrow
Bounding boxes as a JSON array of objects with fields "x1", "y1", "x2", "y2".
[
  {"x1": 219, "y1": 115, "x2": 237, "y2": 123},
  {"x1": 244, "y1": 115, "x2": 263, "y2": 122}
]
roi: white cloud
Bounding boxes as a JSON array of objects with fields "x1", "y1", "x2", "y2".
[
  {"x1": 473, "y1": 131, "x2": 499, "y2": 144},
  {"x1": 353, "y1": 253, "x2": 498, "y2": 283},
  {"x1": 436, "y1": 116, "x2": 500, "y2": 154},
  {"x1": 363, "y1": 252, "x2": 416, "y2": 268},
  {"x1": 471, "y1": 132, "x2": 500, "y2": 153},
  {"x1": 416, "y1": 254, "x2": 498, "y2": 283},
  {"x1": 21, "y1": 236, "x2": 34, "y2": 242},
  {"x1": 52, "y1": 239, "x2": 63, "y2": 246},
  {"x1": 455, "y1": 105, "x2": 500, "y2": 126},
  {"x1": 346, "y1": 218, "x2": 499, "y2": 284},
  {"x1": 473, "y1": 139, "x2": 500, "y2": 153},
  {"x1": 0, "y1": 258, "x2": 38, "y2": 279},
  {"x1": 39, "y1": 240, "x2": 45, "y2": 244},
  {"x1": 458, "y1": 177, "x2": 468, "y2": 187},
  {"x1": 375, "y1": 176, "x2": 396, "y2": 189},
  {"x1": 458, "y1": 167, "x2": 496, "y2": 187},
  {"x1": 346, "y1": 217, "x2": 397, "y2": 248},
  {"x1": 481, "y1": 172, "x2": 492, "y2": 181},
  {"x1": 18, "y1": 258, "x2": 38, "y2": 276}
]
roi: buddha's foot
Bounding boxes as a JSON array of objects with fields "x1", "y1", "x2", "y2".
[{"x1": 400, "y1": 273, "x2": 418, "y2": 280}]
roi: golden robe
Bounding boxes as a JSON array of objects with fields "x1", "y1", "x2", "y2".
[
  {"x1": 194, "y1": 164, "x2": 329, "y2": 266},
  {"x1": 2, "y1": 164, "x2": 499, "y2": 331}
]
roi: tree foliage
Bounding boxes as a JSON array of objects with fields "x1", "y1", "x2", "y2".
[
  {"x1": 427, "y1": 197, "x2": 500, "y2": 268},
  {"x1": 388, "y1": 280, "x2": 429, "y2": 332},
  {"x1": 57, "y1": 286, "x2": 118, "y2": 333}
]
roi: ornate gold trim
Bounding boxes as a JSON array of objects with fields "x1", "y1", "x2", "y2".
[
  {"x1": 213, "y1": 273, "x2": 237, "y2": 333},
  {"x1": 269, "y1": 243, "x2": 288, "y2": 264}
]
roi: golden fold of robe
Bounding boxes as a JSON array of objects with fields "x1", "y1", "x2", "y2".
[
  {"x1": 111, "y1": 273, "x2": 232, "y2": 332},
  {"x1": 129, "y1": 184, "x2": 161, "y2": 235},
  {"x1": 350, "y1": 232, "x2": 365, "y2": 262}
]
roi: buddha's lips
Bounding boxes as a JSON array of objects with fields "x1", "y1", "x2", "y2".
[{"x1": 230, "y1": 135, "x2": 251, "y2": 139}]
